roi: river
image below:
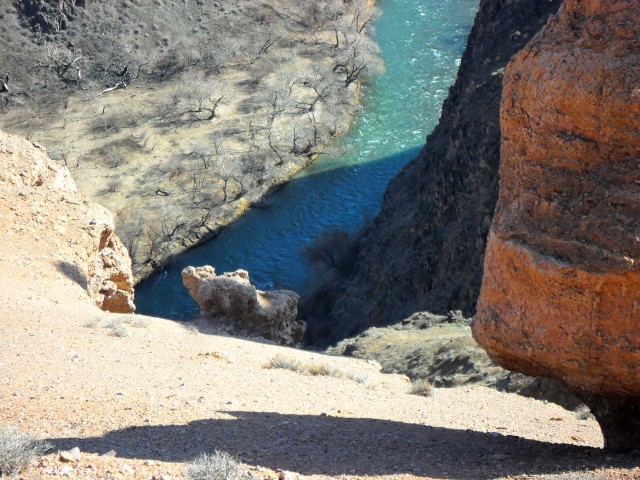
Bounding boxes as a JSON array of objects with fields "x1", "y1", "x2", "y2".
[{"x1": 135, "y1": 0, "x2": 479, "y2": 320}]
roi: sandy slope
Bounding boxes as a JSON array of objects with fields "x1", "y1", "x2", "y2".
[{"x1": 1, "y1": 140, "x2": 638, "y2": 479}]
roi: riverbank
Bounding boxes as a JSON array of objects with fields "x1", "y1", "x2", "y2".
[{"x1": 0, "y1": 0, "x2": 382, "y2": 282}]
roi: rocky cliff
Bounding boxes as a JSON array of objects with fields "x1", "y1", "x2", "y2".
[
  {"x1": 473, "y1": 0, "x2": 640, "y2": 451},
  {"x1": 303, "y1": 0, "x2": 562, "y2": 345},
  {"x1": 0, "y1": 130, "x2": 135, "y2": 313}
]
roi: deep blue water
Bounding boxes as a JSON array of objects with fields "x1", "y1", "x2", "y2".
[{"x1": 136, "y1": 0, "x2": 478, "y2": 319}]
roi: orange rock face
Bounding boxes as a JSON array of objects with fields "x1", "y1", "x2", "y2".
[{"x1": 473, "y1": 0, "x2": 640, "y2": 449}]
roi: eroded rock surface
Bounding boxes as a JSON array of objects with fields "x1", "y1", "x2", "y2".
[
  {"x1": 473, "y1": 0, "x2": 640, "y2": 450},
  {"x1": 0, "y1": 130, "x2": 135, "y2": 313},
  {"x1": 182, "y1": 266, "x2": 305, "y2": 346}
]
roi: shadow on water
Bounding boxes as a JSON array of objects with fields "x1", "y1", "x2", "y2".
[
  {"x1": 135, "y1": 147, "x2": 421, "y2": 321},
  {"x1": 50, "y1": 411, "x2": 636, "y2": 478}
]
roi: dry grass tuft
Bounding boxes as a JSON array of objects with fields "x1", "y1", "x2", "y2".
[
  {"x1": 264, "y1": 355, "x2": 348, "y2": 379},
  {"x1": 185, "y1": 451, "x2": 247, "y2": 480},
  {"x1": 304, "y1": 362, "x2": 343, "y2": 378},
  {"x1": 106, "y1": 318, "x2": 129, "y2": 337},
  {"x1": 410, "y1": 378, "x2": 433, "y2": 397},
  {"x1": 124, "y1": 315, "x2": 150, "y2": 328},
  {"x1": 264, "y1": 354, "x2": 302, "y2": 372}
]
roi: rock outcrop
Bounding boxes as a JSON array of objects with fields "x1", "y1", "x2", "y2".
[
  {"x1": 182, "y1": 266, "x2": 305, "y2": 346},
  {"x1": 329, "y1": 311, "x2": 582, "y2": 410},
  {"x1": 0, "y1": 130, "x2": 135, "y2": 313},
  {"x1": 473, "y1": 0, "x2": 640, "y2": 451},
  {"x1": 15, "y1": 0, "x2": 85, "y2": 35},
  {"x1": 302, "y1": 0, "x2": 562, "y2": 346}
]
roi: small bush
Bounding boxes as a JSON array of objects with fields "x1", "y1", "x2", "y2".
[
  {"x1": 83, "y1": 317, "x2": 100, "y2": 328},
  {"x1": 574, "y1": 405, "x2": 594, "y2": 421},
  {"x1": 347, "y1": 372, "x2": 368, "y2": 384},
  {"x1": 124, "y1": 316, "x2": 149, "y2": 329},
  {"x1": 263, "y1": 355, "x2": 346, "y2": 378},
  {"x1": 185, "y1": 451, "x2": 247, "y2": 480},
  {"x1": 186, "y1": 324, "x2": 200, "y2": 335},
  {"x1": 263, "y1": 354, "x2": 301, "y2": 372},
  {"x1": 0, "y1": 427, "x2": 50, "y2": 477},
  {"x1": 410, "y1": 378, "x2": 433, "y2": 397},
  {"x1": 304, "y1": 362, "x2": 343, "y2": 378},
  {"x1": 106, "y1": 318, "x2": 128, "y2": 337}
]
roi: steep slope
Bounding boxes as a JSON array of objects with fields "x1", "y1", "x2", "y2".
[
  {"x1": 1, "y1": 0, "x2": 380, "y2": 281},
  {"x1": 303, "y1": 0, "x2": 562, "y2": 345}
]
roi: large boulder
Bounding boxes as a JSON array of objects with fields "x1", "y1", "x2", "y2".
[
  {"x1": 182, "y1": 266, "x2": 305, "y2": 346},
  {"x1": 473, "y1": 0, "x2": 640, "y2": 450}
]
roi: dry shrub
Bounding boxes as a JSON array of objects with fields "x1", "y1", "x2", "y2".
[
  {"x1": 185, "y1": 451, "x2": 247, "y2": 480},
  {"x1": 0, "y1": 426, "x2": 51, "y2": 477},
  {"x1": 263, "y1": 354, "x2": 302, "y2": 372},
  {"x1": 264, "y1": 355, "x2": 344, "y2": 378},
  {"x1": 410, "y1": 378, "x2": 433, "y2": 397}
]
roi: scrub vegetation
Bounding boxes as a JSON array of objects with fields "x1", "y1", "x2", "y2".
[
  {"x1": 0, "y1": 0, "x2": 383, "y2": 279},
  {"x1": 0, "y1": 426, "x2": 50, "y2": 477}
]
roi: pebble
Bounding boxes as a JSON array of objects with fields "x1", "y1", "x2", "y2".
[{"x1": 59, "y1": 447, "x2": 82, "y2": 463}]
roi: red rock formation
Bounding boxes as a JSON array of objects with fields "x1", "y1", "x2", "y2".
[{"x1": 473, "y1": 0, "x2": 640, "y2": 450}]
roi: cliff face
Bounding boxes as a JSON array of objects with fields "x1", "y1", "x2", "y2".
[
  {"x1": 473, "y1": 0, "x2": 640, "y2": 450},
  {"x1": 304, "y1": 0, "x2": 562, "y2": 345},
  {"x1": 0, "y1": 130, "x2": 135, "y2": 313}
]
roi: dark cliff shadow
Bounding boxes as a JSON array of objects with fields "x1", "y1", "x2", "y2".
[
  {"x1": 56, "y1": 260, "x2": 87, "y2": 290},
  {"x1": 49, "y1": 411, "x2": 637, "y2": 478}
]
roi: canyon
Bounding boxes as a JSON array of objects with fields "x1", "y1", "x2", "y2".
[
  {"x1": 302, "y1": 0, "x2": 564, "y2": 345},
  {"x1": 2, "y1": 0, "x2": 640, "y2": 475}
]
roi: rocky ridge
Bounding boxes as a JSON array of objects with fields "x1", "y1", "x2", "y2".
[
  {"x1": 0, "y1": 129, "x2": 134, "y2": 313},
  {"x1": 303, "y1": 0, "x2": 563, "y2": 345},
  {"x1": 329, "y1": 311, "x2": 582, "y2": 410},
  {"x1": 473, "y1": 0, "x2": 640, "y2": 451}
]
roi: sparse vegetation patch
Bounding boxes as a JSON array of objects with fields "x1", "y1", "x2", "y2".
[
  {"x1": 264, "y1": 353, "x2": 302, "y2": 372},
  {"x1": 0, "y1": 0, "x2": 384, "y2": 281},
  {"x1": 410, "y1": 378, "x2": 433, "y2": 397}
]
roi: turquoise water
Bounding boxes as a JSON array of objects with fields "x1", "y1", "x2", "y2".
[{"x1": 136, "y1": 0, "x2": 478, "y2": 319}]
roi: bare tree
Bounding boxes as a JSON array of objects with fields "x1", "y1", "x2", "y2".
[
  {"x1": 179, "y1": 72, "x2": 227, "y2": 120},
  {"x1": 333, "y1": 34, "x2": 383, "y2": 87},
  {"x1": 297, "y1": 64, "x2": 337, "y2": 112}
]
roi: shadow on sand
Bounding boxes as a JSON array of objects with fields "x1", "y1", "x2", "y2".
[
  {"x1": 55, "y1": 260, "x2": 87, "y2": 290},
  {"x1": 50, "y1": 411, "x2": 637, "y2": 478}
]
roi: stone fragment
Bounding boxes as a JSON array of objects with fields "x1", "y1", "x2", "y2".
[
  {"x1": 59, "y1": 447, "x2": 81, "y2": 462},
  {"x1": 182, "y1": 266, "x2": 306, "y2": 345},
  {"x1": 473, "y1": 0, "x2": 640, "y2": 451}
]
